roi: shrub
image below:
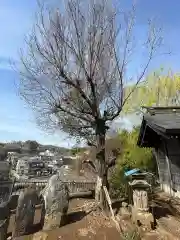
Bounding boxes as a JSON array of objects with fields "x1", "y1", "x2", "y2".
[{"x1": 109, "y1": 127, "x2": 157, "y2": 198}]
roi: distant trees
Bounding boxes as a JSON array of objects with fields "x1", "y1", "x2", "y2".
[
  {"x1": 71, "y1": 147, "x2": 87, "y2": 156},
  {"x1": 117, "y1": 127, "x2": 155, "y2": 170},
  {"x1": 0, "y1": 148, "x2": 8, "y2": 161},
  {"x1": 24, "y1": 140, "x2": 39, "y2": 152},
  {"x1": 18, "y1": 0, "x2": 162, "y2": 208},
  {"x1": 123, "y1": 68, "x2": 180, "y2": 114}
]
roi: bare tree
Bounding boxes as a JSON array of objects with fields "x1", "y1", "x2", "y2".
[{"x1": 18, "y1": 0, "x2": 162, "y2": 209}]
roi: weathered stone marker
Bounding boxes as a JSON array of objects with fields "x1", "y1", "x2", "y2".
[
  {"x1": 12, "y1": 185, "x2": 39, "y2": 237},
  {"x1": 42, "y1": 174, "x2": 69, "y2": 230},
  {"x1": 129, "y1": 179, "x2": 154, "y2": 229}
]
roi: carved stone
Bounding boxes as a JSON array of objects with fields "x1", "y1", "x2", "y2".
[
  {"x1": 133, "y1": 189, "x2": 148, "y2": 211},
  {"x1": 42, "y1": 174, "x2": 69, "y2": 230},
  {"x1": 130, "y1": 179, "x2": 154, "y2": 229},
  {"x1": 130, "y1": 179, "x2": 150, "y2": 211},
  {"x1": 13, "y1": 185, "x2": 39, "y2": 237}
]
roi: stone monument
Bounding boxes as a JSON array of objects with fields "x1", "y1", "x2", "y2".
[
  {"x1": 12, "y1": 185, "x2": 39, "y2": 237},
  {"x1": 42, "y1": 174, "x2": 69, "y2": 230},
  {"x1": 129, "y1": 179, "x2": 154, "y2": 229}
]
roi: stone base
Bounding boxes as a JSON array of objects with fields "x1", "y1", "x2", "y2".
[
  {"x1": 43, "y1": 213, "x2": 66, "y2": 231},
  {"x1": 131, "y1": 206, "x2": 154, "y2": 230}
]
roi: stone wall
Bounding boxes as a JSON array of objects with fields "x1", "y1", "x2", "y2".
[
  {"x1": 13, "y1": 180, "x2": 96, "y2": 196},
  {"x1": 12, "y1": 186, "x2": 40, "y2": 237}
]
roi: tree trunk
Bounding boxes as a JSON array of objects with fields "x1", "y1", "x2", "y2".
[{"x1": 95, "y1": 119, "x2": 109, "y2": 211}]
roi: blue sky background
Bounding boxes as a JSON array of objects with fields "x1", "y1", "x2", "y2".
[{"x1": 0, "y1": 0, "x2": 180, "y2": 147}]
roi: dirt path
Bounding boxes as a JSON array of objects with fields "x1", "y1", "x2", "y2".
[
  {"x1": 8, "y1": 195, "x2": 180, "y2": 240},
  {"x1": 8, "y1": 199, "x2": 121, "y2": 240}
]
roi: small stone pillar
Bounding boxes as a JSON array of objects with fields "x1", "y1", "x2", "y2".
[{"x1": 129, "y1": 180, "x2": 154, "y2": 229}]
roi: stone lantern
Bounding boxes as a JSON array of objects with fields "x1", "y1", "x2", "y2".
[
  {"x1": 129, "y1": 179, "x2": 154, "y2": 229},
  {"x1": 130, "y1": 179, "x2": 150, "y2": 211}
]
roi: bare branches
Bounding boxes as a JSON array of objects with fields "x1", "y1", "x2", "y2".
[{"x1": 18, "y1": 0, "x2": 162, "y2": 143}]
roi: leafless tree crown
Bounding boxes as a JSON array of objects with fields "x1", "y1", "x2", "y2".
[{"x1": 18, "y1": 0, "x2": 162, "y2": 144}]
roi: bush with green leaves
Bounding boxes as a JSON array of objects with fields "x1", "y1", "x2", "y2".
[{"x1": 110, "y1": 127, "x2": 157, "y2": 198}]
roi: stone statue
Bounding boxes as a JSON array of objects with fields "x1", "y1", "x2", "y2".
[
  {"x1": 42, "y1": 174, "x2": 69, "y2": 230},
  {"x1": 13, "y1": 185, "x2": 39, "y2": 237}
]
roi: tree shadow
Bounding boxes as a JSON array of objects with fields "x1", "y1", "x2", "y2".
[
  {"x1": 111, "y1": 198, "x2": 128, "y2": 215},
  {"x1": 8, "y1": 205, "x2": 89, "y2": 237},
  {"x1": 8, "y1": 205, "x2": 45, "y2": 237},
  {"x1": 150, "y1": 198, "x2": 180, "y2": 220},
  {"x1": 112, "y1": 200, "x2": 122, "y2": 215},
  {"x1": 65, "y1": 210, "x2": 87, "y2": 225},
  {"x1": 7, "y1": 222, "x2": 43, "y2": 238},
  {"x1": 26, "y1": 222, "x2": 43, "y2": 235}
]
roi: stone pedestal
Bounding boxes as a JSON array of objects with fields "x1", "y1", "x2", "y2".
[{"x1": 131, "y1": 206, "x2": 154, "y2": 230}]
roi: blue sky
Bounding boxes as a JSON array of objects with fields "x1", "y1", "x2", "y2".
[{"x1": 0, "y1": 0, "x2": 180, "y2": 147}]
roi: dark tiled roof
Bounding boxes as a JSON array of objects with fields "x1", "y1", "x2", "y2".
[
  {"x1": 137, "y1": 107, "x2": 180, "y2": 147},
  {"x1": 143, "y1": 107, "x2": 180, "y2": 134}
]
